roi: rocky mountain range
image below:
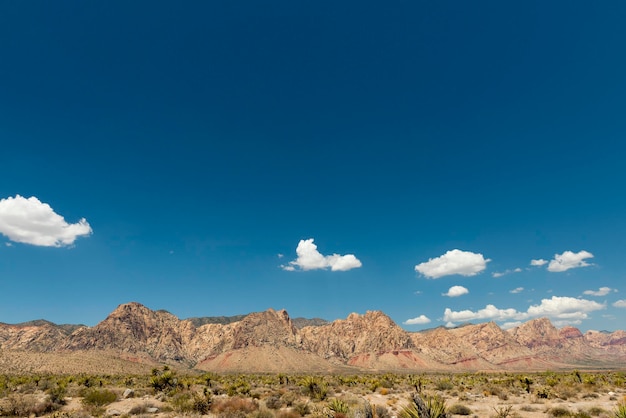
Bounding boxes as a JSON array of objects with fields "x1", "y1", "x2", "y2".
[{"x1": 1, "y1": 302, "x2": 625, "y2": 373}]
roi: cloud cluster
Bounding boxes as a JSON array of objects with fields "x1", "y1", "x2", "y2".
[
  {"x1": 403, "y1": 315, "x2": 431, "y2": 325},
  {"x1": 415, "y1": 249, "x2": 490, "y2": 279},
  {"x1": 0, "y1": 195, "x2": 92, "y2": 247},
  {"x1": 443, "y1": 296, "x2": 606, "y2": 326},
  {"x1": 282, "y1": 238, "x2": 362, "y2": 272},
  {"x1": 583, "y1": 287, "x2": 615, "y2": 297},
  {"x1": 547, "y1": 250, "x2": 594, "y2": 272},
  {"x1": 443, "y1": 285, "x2": 468, "y2": 297}
]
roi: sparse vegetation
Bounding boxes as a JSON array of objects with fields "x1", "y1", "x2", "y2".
[{"x1": 0, "y1": 371, "x2": 624, "y2": 417}]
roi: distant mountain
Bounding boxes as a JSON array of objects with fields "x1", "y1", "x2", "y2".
[{"x1": 1, "y1": 302, "x2": 625, "y2": 374}]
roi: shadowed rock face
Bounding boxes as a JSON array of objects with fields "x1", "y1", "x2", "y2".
[{"x1": 1, "y1": 302, "x2": 626, "y2": 373}]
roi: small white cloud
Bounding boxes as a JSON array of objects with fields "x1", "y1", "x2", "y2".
[
  {"x1": 443, "y1": 304, "x2": 522, "y2": 324},
  {"x1": 0, "y1": 195, "x2": 92, "y2": 247},
  {"x1": 414, "y1": 249, "x2": 490, "y2": 279},
  {"x1": 547, "y1": 250, "x2": 594, "y2": 272},
  {"x1": 583, "y1": 287, "x2": 614, "y2": 297},
  {"x1": 492, "y1": 267, "x2": 522, "y2": 278},
  {"x1": 403, "y1": 315, "x2": 431, "y2": 325},
  {"x1": 613, "y1": 300, "x2": 626, "y2": 308},
  {"x1": 530, "y1": 259, "x2": 548, "y2": 266},
  {"x1": 443, "y1": 285, "x2": 469, "y2": 297},
  {"x1": 510, "y1": 287, "x2": 524, "y2": 294},
  {"x1": 277, "y1": 253, "x2": 284, "y2": 259},
  {"x1": 282, "y1": 238, "x2": 362, "y2": 272}
]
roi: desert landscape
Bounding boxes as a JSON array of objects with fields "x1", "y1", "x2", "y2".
[{"x1": 1, "y1": 303, "x2": 626, "y2": 417}]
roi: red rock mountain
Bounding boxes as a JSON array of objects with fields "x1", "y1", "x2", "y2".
[{"x1": 1, "y1": 302, "x2": 625, "y2": 373}]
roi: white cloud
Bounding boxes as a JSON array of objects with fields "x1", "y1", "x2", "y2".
[
  {"x1": 443, "y1": 296, "x2": 606, "y2": 326},
  {"x1": 282, "y1": 238, "x2": 362, "y2": 272},
  {"x1": 502, "y1": 321, "x2": 523, "y2": 329},
  {"x1": 443, "y1": 304, "x2": 522, "y2": 323},
  {"x1": 0, "y1": 195, "x2": 92, "y2": 247},
  {"x1": 403, "y1": 315, "x2": 431, "y2": 325},
  {"x1": 547, "y1": 250, "x2": 594, "y2": 272},
  {"x1": 492, "y1": 267, "x2": 522, "y2": 278},
  {"x1": 526, "y1": 296, "x2": 605, "y2": 319},
  {"x1": 583, "y1": 287, "x2": 615, "y2": 297},
  {"x1": 613, "y1": 300, "x2": 626, "y2": 308},
  {"x1": 443, "y1": 285, "x2": 469, "y2": 297},
  {"x1": 530, "y1": 259, "x2": 548, "y2": 266},
  {"x1": 510, "y1": 287, "x2": 524, "y2": 294},
  {"x1": 414, "y1": 249, "x2": 490, "y2": 279}
]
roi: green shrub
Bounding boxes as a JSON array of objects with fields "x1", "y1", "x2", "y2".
[
  {"x1": 81, "y1": 388, "x2": 117, "y2": 406},
  {"x1": 614, "y1": 402, "x2": 626, "y2": 418},
  {"x1": 328, "y1": 398, "x2": 349, "y2": 414}
]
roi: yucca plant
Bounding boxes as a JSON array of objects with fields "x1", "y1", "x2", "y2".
[
  {"x1": 614, "y1": 401, "x2": 626, "y2": 418},
  {"x1": 399, "y1": 394, "x2": 447, "y2": 418}
]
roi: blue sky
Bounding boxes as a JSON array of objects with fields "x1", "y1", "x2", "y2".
[{"x1": 1, "y1": 1, "x2": 626, "y2": 331}]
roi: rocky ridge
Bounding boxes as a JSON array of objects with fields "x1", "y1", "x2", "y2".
[{"x1": 1, "y1": 302, "x2": 625, "y2": 373}]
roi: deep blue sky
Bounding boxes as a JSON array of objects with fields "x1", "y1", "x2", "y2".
[{"x1": 1, "y1": 1, "x2": 625, "y2": 331}]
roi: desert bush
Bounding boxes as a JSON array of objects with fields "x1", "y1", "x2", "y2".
[
  {"x1": 536, "y1": 386, "x2": 552, "y2": 399},
  {"x1": 0, "y1": 393, "x2": 58, "y2": 417},
  {"x1": 491, "y1": 405, "x2": 514, "y2": 418},
  {"x1": 213, "y1": 396, "x2": 259, "y2": 416},
  {"x1": 548, "y1": 406, "x2": 572, "y2": 417},
  {"x1": 170, "y1": 390, "x2": 211, "y2": 414},
  {"x1": 448, "y1": 404, "x2": 471, "y2": 415},
  {"x1": 400, "y1": 394, "x2": 447, "y2": 418},
  {"x1": 586, "y1": 406, "x2": 605, "y2": 416},
  {"x1": 250, "y1": 408, "x2": 276, "y2": 418},
  {"x1": 47, "y1": 383, "x2": 68, "y2": 405},
  {"x1": 435, "y1": 379, "x2": 454, "y2": 392},
  {"x1": 519, "y1": 405, "x2": 538, "y2": 412},
  {"x1": 300, "y1": 376, "x2": 328, "y2": 401},
  {"x1": 266, "y1": 395, "x2": 284, "y2": 409},
  {"x1": 328, "y1": 398, "x2": 349, "y2": 414},
  {"x1": 81, "y1": 388, "x2": 117, "y2": 407},
  {"x1": 293, "y1": 401, "x2": 311, "y2": 416},
  {"x1": 149, "y1": 369, "x2": 177, "y2": 393}
]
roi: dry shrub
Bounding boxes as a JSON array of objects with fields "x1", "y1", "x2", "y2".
[
  {"x1": 0, "y1": 393, "x2": 59, "y2": 417},
  {"x1": 213, "y1": 396, "x2": 259, "y2": 417},
  {"x1": 548, "y1": 406, "x2": 572, "y2": 417},
  {"x1": 448, "y1": 403, "x2": 472, "y2": 415},
  {"x1": 266, "y1": 395, "x2": 284, "y2": 409}
]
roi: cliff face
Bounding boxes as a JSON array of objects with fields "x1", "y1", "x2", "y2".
[
  {"x1": 299, "y1": 311, "x2": 414, "y2": 362},
  {"x1": 62, "y1": 302, "x2": 196, "y2": 363},
  {"x1": 1, "y1": 302, "x2": 625, "y2": 373}
]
